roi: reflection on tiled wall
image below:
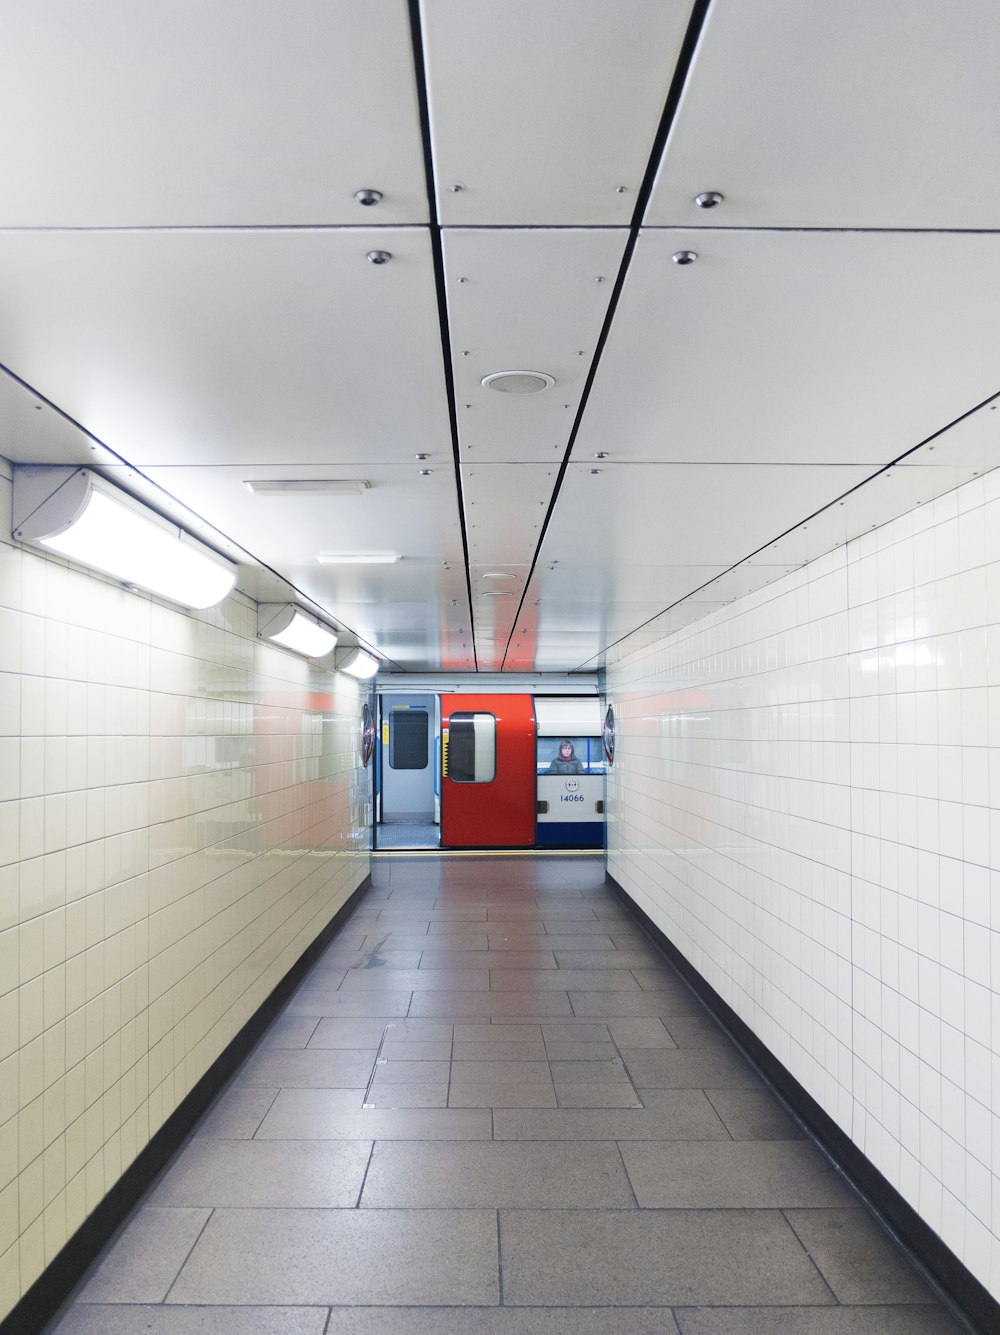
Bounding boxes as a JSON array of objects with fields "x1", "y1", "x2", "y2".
[
  {"x1": 0, "y1": 457, "x2": 371, "y2": 1320},
  {"x1": 605, "y1": 468, "x2": 1000, "y2": 1302}
]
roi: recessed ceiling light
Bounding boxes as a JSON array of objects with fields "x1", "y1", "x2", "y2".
[
  {"x1": 482, "y1": 572, "x2": 515, "y2": 580},
  {"x1": 316, "y1": 552, "x2": 400, "y2": 565},
  {"x1": 244, "y1": 479, "x2": 370, "y2": 496},
  {"x1": 481, "y1": 370, "x2": 555, "y2": 395}
]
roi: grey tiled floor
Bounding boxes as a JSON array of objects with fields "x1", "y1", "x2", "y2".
[{"x1": 49, "y1": 854, "x2": 964, "y2": 1335}]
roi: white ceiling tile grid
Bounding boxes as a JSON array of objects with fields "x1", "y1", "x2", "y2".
[{"x1": 1, "y1": 5, "x2": 998, "y2": 672}]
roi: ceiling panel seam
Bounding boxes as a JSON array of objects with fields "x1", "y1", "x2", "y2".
[
  {"x1": 408, "y1": 0, "x2": 477, "y2": 669},
  {"x1": 498, "y1": 0, "x2": 714, "y2": 670}
]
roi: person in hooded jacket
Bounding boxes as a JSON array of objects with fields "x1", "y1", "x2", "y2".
[{"x1": 548, "y1": 740, "x2": 583, "y2": 774}]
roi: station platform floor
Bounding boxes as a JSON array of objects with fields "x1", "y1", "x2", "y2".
[{"x1": 47, "y1": 853, "x2": 962, "y2": 1334}]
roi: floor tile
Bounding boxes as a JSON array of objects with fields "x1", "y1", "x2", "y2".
[
  {"x1": 449, "y1": 1059, "x2": 557, "y2": 1108},
  {"x1": 379, "y1": 1039, "x2": 452, "y2": 1060},
  {"x1": 360, "y1": 1141, "x2": 635, "y2": 1208},
  {"x1": 306, "y1": 1019, "x2": 391, "y2": 1048},
  {"x1": 550, "y1": 1058, "x2": 640, "y2": 1108},
  {"x1": 544, "y1": 1039, "x2": 618, "y2": 1060},
  {"x1": 568, "y1": 992, "x2": 703, "y2": 1017},
  {"x1": 53, "y1": 1307, "x2": 329, "y2": 1334},
  {"x1": 77, "y1": 1207, "x2": 210, "y2": 1303},
  {"x1": 373, "y1": 1058, "x2": 451, "y2": 1083},
  {"x1": 620, "y1": 1140, "x2": 855, "y2": 1208},
  {"x1": 495, "y1": 1091, "x2": 730, "y2": 1141},
  {"x1": 633, "y1": 967, "x2": 692, "y2": 990},
  {"x1": 256, "y1": 1091, "x2": 492, "y2": 1140},
  {"x1": 542, "y1": 1022, "x2": 610, "y2": 1043},
  {"x1": 193, "y1": 1087, "x2": 278, "y2": 1139},
  {"x1": 675, "y1": 1308, "x2": 962, "y2": 1334},
  {"x1": 150, "y1": 1139, "x2": 371, "y2": 1207},
  {"x1": 322, "y1": 1310, "x2": 680, "y2": 1335},
  {"x1": 284, "y1": 990, "x2": 413, "y2": 1017},
  {"x1": 365, "y1": 1079, "x2": 449, "y2": 1108},
  {"x1": 553, "y1": 950, "x2": 665, "y2": 969},
  {"x1": 539, "y1": 919, "x2": 620, "y2": 933},
  {"x1": 703, "y1": 1088, "x2": 806, "y2": 1140},
  {"x1": 500, "y1": 1209, "x2": 834, "y2": 1306},
  {"x1": 366, "y1": 1059, "x2": 451, "y2": 1107},
  {"x1": 455, "y1": 1024, "x2": 544, "y2": 1043},
  {"x1": 409, "y1": 990, "x2": 572, "y2": 1017},
  {"x1": 785, "y1": 1207, "x2": 937, "y2": 1304},
  {"x1": 454, "y1": 1038, "x2": 547, "y2": 1060},
  {"x1": 382, "y1": 934, "x2": 487, "y2": 950},
  {"x1": 453, "y1": 950, "x2": 560, "y2": 969},
  {"x1": 491, "y1": 969, "x2": 641, "y2": 991},
  {"x1": 621, "y1": 1047, "x2": 763, "y2": 1088},
  {"x1": 255, "y1": 1016, "x2": 321, "y2": 1049},
  {"x1": 235, "y1": 1048, "x2": 376, "y2": 1088},
  {"x1": 341, "y1": 950, "x2": 425, "y2": 970},
  {"x1": 534, "y1": 934, "x2": 620, "y2": 950},
  {"x1": 607, "y1": 1018, "x2": 677, "y2": 1049},
  {"x1": 167, "y1": 1207, "x2": 499, "y2": 1305},
  {"x1": 338, "y1": 968, "x2": 490, "y2": 991}
]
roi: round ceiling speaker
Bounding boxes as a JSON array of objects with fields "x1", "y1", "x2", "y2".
[{"x1": 481, "y1": 370, "x2": 555, "y2": 394}]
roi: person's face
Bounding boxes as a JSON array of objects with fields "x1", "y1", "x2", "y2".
[{"x1": 559, "y1": 743, "x2": 573, "y2": 759}]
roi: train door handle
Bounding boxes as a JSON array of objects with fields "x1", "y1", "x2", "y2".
[
  {"x1": 536, "y1": 800, "x2": 549, "y2": 814},
  {"x1": 596, "y1": 800, "x2": 604, "y2": 814}
]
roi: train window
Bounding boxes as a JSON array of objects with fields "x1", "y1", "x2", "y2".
[
  {"x1": 536, "y1": 735, "x2": 606, "y2": 775},
  {"x1": 389, "y1": 708, "x2": 428, "y2": 770},
  {"x1": 447, "y1": 712, "x2": 496, "y2": 783}
]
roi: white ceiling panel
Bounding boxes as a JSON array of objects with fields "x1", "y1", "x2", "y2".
[
  {"x1": 575, "y1": 229, "x2": 1000, "y2": 467},
  {"x1": 0, "y1": 0, "x2": 426, "y2": 227},
  {"x1": 530, "y1": 564, "x2": 730, "y2": 606},
  {"x1": 540, "y1": 462, "x2": 875, "y2": 571},
  {"x1": 0, "y1": 369, "x2": 119, "y2": 467},
  {"x1": 463, "y1": 465, "x2": 558, "y2": 567},
  {"x1": 647, "y1": 0, "x2": 1000, "y2": 230},
  {"x1": 0, "y1": 228, "x2": 450, "y2": 468},
  {"x1": 444, "y1": 229, "x2": 627, "y2": 462},
  {"x1": 421, "y1": 0, "x2": 692, "y2": 224}
]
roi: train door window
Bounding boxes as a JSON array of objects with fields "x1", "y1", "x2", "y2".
[
  {"x1": 389, "y1": 708, "x2": 428, "y2": 770},
  {"x1": 448, "y1": 712, "x2": 496, "y2": 783}
]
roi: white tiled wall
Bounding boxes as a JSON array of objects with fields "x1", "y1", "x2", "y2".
[
  {"x1": 0, "y1": 457, "x2": 371, "y2": 1321},
  {"x1": 605, "y1": 468, "x2": 1000, "y2": 1303}
]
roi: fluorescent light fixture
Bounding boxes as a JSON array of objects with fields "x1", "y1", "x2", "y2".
[
  {"x1": 316, "y1": 551, "x2": 400, "y2": 565},
  {"x1": 12, "y1": 466, "x2": 237, "y2": 610},
  {"x1": 258, "y1": 604, "x2": 337, "y2": 659},
  {"x1": 244, "y1": 479, "x2": 370, "y2": 496},
  {"x1": 341, "y1": 649, "x2": 379, "y2": 678}
]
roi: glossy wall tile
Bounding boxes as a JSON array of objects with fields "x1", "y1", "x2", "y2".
[
  {"x1": 0, "y1": 457, "x2": 371, "y2": 1321},
  {"x1": 605, "y1": 467, "x2": 1000, "y2": 1306}
]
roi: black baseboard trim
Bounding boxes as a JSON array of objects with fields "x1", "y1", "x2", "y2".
[
  {"x1": 606, "y1": 871, "x2": 999, "y2": 1335},
  {"x1": 1, "y1": 872, "x2": 373, "y2": 1335}
]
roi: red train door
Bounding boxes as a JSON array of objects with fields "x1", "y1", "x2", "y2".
[{"x1": 440, "y1": 694, "x2": 536, "y2": 847}]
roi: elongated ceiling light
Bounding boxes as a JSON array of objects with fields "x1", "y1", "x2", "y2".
[
  {"x1": 258, "y1": 604, "x2": 337, "y2": 659},
  {"x1": 316, "y1": 551, "x2": 400, "y2": 565},
  {"x1": 342, "y1": 649, "x2": 379, "y2": 678},
  {"x1": 12, "y1": 466, "x2": 237, "y2": 609}
]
